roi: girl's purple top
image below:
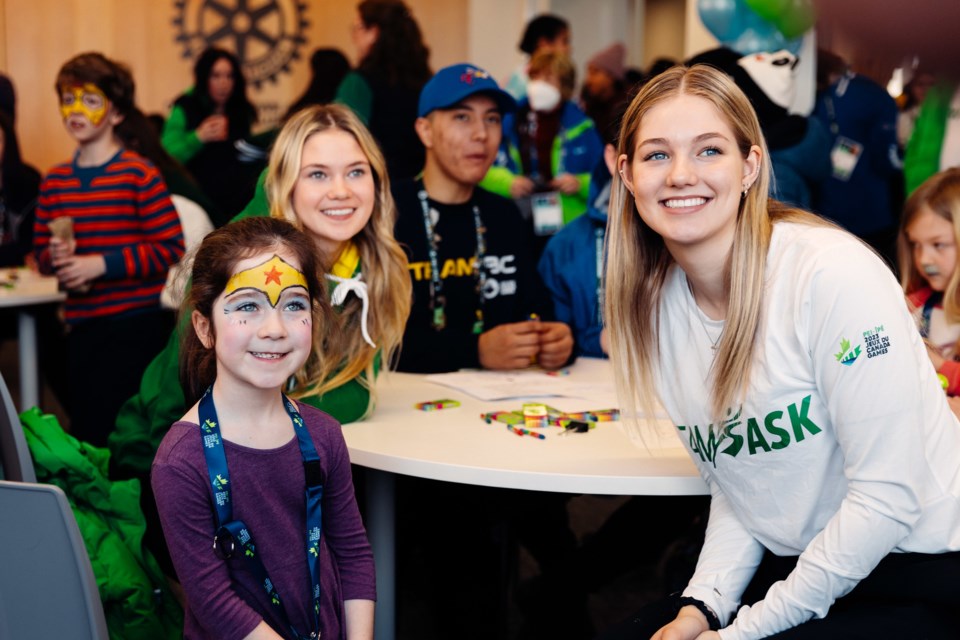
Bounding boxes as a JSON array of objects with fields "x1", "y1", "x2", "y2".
[{"x1": 152, "y1": 401, "x2": 376, "y2": 639}]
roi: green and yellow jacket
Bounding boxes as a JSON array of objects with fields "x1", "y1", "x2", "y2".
[{"x1": 480, "y1": 100, "x2": 603, "y2": 224}]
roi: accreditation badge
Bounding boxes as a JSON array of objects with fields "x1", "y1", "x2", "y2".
[
  {"x1": 830, "y1": 136, "x2": 863, "y2": 181},
  {"x1": 531, "y1": 191, "x2": 564, "y2": 236}
]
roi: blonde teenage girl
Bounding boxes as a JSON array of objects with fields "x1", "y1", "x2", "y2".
[
  {"x1": 601, "y1": 65, "x2": 960, "y2": 640},
  {"x1": 265, "y1": 104, "x2": 411, "y2": 409}
]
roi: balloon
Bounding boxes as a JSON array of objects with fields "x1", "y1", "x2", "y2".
[
  {"x1": 744, "y1": 0, "x2": 790, "y2": 22},
  {"x1": 698, "y1": 0, "x2": 742, "y2": 42},
  {"x1": 745, "y1": 0, "x2": 816, "y2": 38},
  {"x1": 729, "y1": 6, "x2": 798, "y2": 55},
  {"x1": 777, "y1": 0, "x2": 816, "y2": 38},
  {"x1": 699, "y1": 0, "x2": 805, "y2": 56}
]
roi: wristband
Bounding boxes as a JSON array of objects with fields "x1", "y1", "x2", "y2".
[{"x1": 677, "y1": 596, "x2": 721, "y2": 631}]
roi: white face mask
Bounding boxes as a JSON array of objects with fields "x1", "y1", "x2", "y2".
[{"x1": 527, "y1": 80, "x2": 561, "y2": 112}]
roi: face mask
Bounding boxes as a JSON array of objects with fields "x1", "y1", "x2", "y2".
[{"x1": 527, "y1": 80, "x2": 561, "y2": 112}]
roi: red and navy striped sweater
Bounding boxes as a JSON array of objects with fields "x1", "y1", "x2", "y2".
[{"x1": 34, "y1": 149, "x2": 185, "y2": 324}]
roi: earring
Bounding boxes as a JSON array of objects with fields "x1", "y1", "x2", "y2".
[{"x1": 742, "y1": 183, "x2": 749, "y2": 199}]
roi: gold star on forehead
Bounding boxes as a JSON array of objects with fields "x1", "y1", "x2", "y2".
[{"x1": 224, "y1": 255, "x2": 309, "y2": 307}]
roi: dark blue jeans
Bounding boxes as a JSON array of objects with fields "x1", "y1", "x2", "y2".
[{"x1": 596, "y1": 549, "x2": 960, "y2": 639}]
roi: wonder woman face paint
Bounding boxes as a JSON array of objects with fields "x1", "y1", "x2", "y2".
[
  {"x1": 224, "y1": 254, "x2": 310, "y2": 307},
  {"x1": 59, "y1": 83, "x2": 109, "y2": 126},
  {"x1": 193, "y1": 250, "x2": 314, "y2": 393}
]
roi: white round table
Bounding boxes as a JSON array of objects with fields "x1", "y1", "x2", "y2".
[
  {"x1": 0, "y1": 270, "x2": 65, "y2": 411},
  {"x1": 342, "y1": 357, "x2": 707, "y2": 639}
]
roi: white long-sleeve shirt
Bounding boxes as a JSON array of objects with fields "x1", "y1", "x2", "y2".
[{"x1": 654, "y1": 221, "x2": 960, "y2": 640}]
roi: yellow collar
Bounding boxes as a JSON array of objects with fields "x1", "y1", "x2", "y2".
[{"x1": 329, "y1": 242, "x2": 360, "y2": 280}]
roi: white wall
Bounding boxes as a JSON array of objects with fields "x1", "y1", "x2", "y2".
[
  {"x1": 465, "y1": 0, "x2": 720, "y2": 87},
  {"x1": 684, "y1": 0, "x2": 720, "y2": 59},
  {"x1": 468, "y1": 0, "x2": 646, "y2": 88},
  {"x1": 467, "y1": 0, "x2": 531, "y2": 85}
]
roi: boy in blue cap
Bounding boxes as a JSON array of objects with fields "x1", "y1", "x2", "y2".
[
  {"x1": 393, "y1": 63, "x2": 574, "y2": 373},
  {"x1": 392, "y1": 63, "x2": 590, "y2": 639}
]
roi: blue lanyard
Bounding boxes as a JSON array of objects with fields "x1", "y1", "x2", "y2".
[
  {"x1": 199, "y1": 389, "x2": 324, "y2": 640},
  {"x1": 417, "y1": 181, "x2": 487, "y2": 334},
  {"x1": 525, "y1": 111, "x2": 542, "y2": 180},
  {"x1": 920, "y1": 291, "x2": 942, "y2": 338}
]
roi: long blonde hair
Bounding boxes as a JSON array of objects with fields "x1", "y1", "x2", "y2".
[
  {"x1": 266, "y1": 104, "x2": 412, "y2": 412},
  {"x1": 899, "y1": 167, "x2": 960, "y2": 324},
  {"x1": 605, "y1": 64, "x2": 817, "y2": 425}
]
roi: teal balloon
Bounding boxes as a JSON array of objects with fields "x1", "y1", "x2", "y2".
[
  {"x1": 698, "y1": 0, "x2": 803, "y2": 55},
  {"x1": 728, "y1": 3, "x2": 799, "y2": 54},
  {"x1": 699, "y1": 0, "x2": 805, "y2": 55},
  {"x1": 697, "y1": 0, "x2": 743, "y2": 42}
]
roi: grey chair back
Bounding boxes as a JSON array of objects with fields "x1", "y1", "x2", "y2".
[
  {"x1": 0, "y1": 480, "x2": 109, "y2": 639},
  {"x1": 0, "y1": 372, "x2": 35, "y2": 482}
]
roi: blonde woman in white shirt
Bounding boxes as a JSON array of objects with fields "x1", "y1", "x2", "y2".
[{"x1": 601, "y1": 64, "x2": 960, "y2": 640}]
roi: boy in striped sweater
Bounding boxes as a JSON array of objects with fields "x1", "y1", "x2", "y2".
[{"x1": 34, "y1": 52, "x2": 184, "y2": 447}]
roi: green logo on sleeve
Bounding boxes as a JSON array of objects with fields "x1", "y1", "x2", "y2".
[{"x1": 835, "y1": 337, "x2": 862, "y2": 366}]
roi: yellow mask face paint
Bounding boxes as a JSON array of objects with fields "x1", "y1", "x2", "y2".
[
  {"x1": 224, "y1": 255, "x2": 310, "y2": 308},
  {"x1": 59, "y1": 83, "x2": 109, "y2": 125}
]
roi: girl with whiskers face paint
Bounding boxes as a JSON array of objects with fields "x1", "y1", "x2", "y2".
[
  {"x1": 600, "y1": 65, "x2": 960, "y2": 640},
  {"x1": 899, "y1": 168, "x2": 960, "y2": 414},
  {"x1": 152, "y1": 216, "x2": 375, "y2": 640}
]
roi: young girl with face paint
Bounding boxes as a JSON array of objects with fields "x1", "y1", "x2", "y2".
[
  {"x1": 900, "y1": 168, "x2": 960, "y2": 407},
  {"x1": 152, "y1": 216, "x2": 375, "y2": 640}
]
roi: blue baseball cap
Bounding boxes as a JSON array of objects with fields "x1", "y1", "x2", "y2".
[{"x1": 417, "y1": 63, "x2": 517, "y2": 118}]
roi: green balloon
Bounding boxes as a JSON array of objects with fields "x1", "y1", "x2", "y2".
[
  {"x1": 778, "y1": 1, "x2": 816, "y2": 38},
  {"x1": 744, "y1": 0, "x2": 815, "y2": 39},
  {"x1": 744, "y1": 0, "x2": 788, "y2": 22}
]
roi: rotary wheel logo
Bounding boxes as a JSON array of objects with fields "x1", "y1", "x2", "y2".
[{"x1": 173, "y1": 0, "x2": 309, "y2": 89}]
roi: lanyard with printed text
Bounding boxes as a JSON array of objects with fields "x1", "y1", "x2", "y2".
[
  {"x1": 417, "y1": 181, "x2": 487, "y2": 334},
  {"x1": 199, "y1": 389, "x2": 324, "y2": 640}
]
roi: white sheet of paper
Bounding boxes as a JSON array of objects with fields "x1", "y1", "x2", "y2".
[{"x1": 423, "y1": 369, "x2": 599, "y2": 401}]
